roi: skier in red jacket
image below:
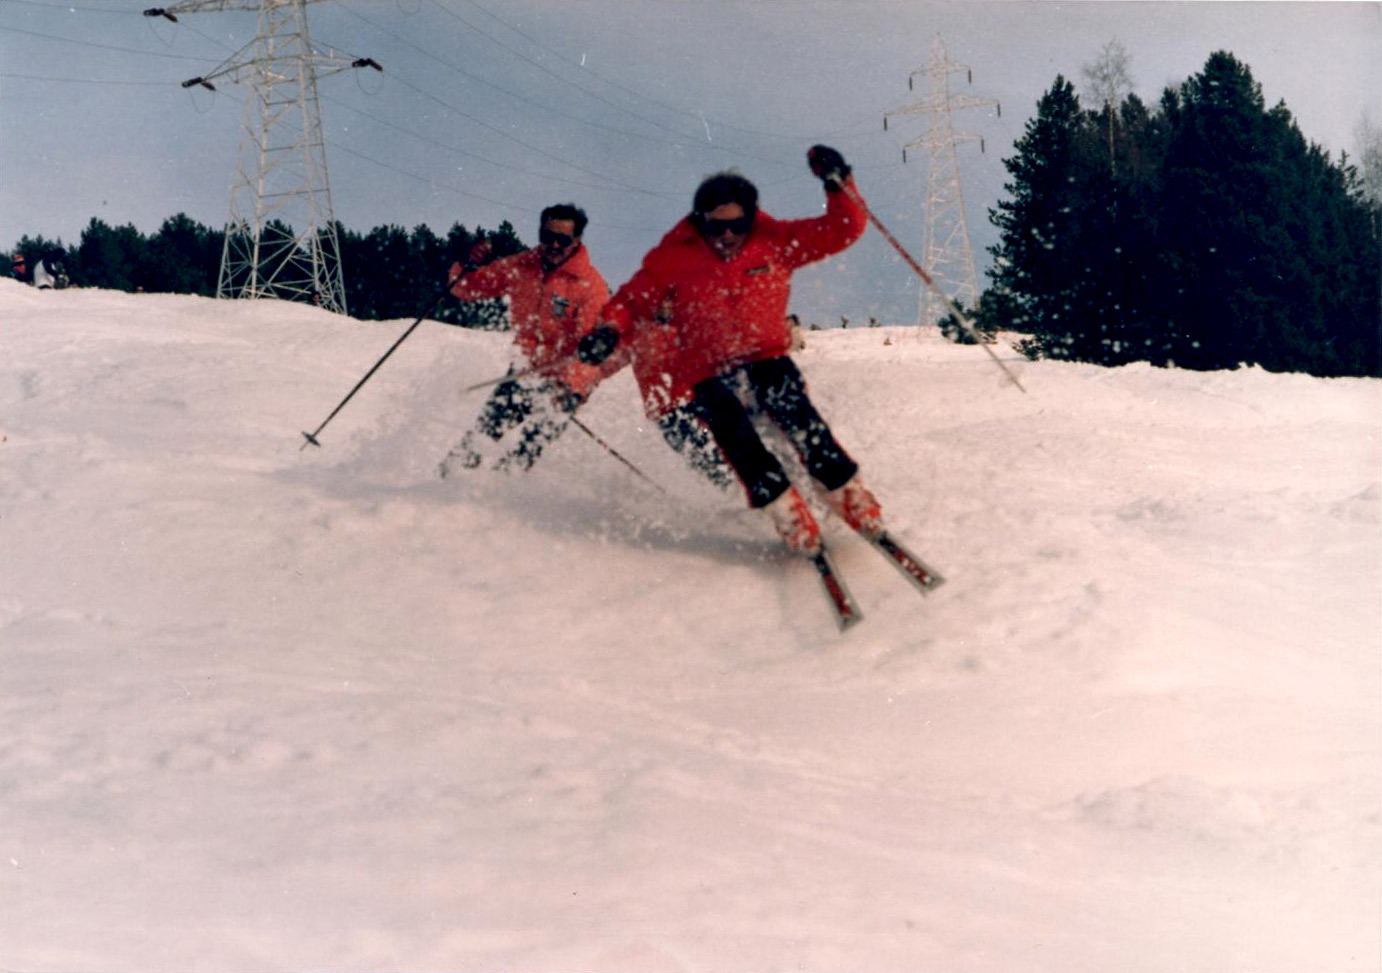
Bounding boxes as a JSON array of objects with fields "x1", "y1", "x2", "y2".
[
  {"x1": 580, "y1": 146, "x2": 883, "y2": 555},
  {"x1": 440, "y1": 204, "x2": 610, "y2": 475}
]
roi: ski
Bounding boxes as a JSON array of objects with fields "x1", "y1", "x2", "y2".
[
  {"x1": 810, "y1": 545, "x2": 863, "y2": 631},
  {"x1": 863, "y1": 530, "x2": 946, "y2": 595}
]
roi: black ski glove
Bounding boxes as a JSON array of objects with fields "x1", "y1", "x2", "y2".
[
  {"x1": 553, "y1": 384, "x2": 585, "y2": 414},
  {"x1": 808, "y1": 145, "x2": 851, "y2": 191},
  {"x1": 577, "y1": 325, "x2": 620, "y2": 365},
  {"x1": 467, "y1": 239, "x2": 492, "y2": 268}
]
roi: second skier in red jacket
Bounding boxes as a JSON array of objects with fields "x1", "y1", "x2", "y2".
[{"x1": 440, "y1": 204, "x2": 609, "y2": 475}]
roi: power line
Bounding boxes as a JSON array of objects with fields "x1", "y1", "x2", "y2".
[
  {"x1": 0, "y1": 22, "x2": 216, "y2": 61},
  {"x1": 332, "y1": 4, "x2": 699, "y2": 156},
  {"x1": 325, "y1": 138, "x2": 663, "y2": 234},
  {"x1": 336, "y1": 0, "x2": 788, "y2": 169},
  {"x1": 459, "y1": 0, "x2": 878, "y2": 145},
  {"x1": 319, "y1": 92, "x2": 679, "y2": 203},
  {"x1": 1, "y1": 0, "x2": 145, "y2": 13},
  {"x1": 0, "y1": 70, "x2": 175, "y2": 87},
  {"x1": 426, "y1": 0, "x2": 736, "y2": 147},
  {"x1": 431, "y1": 0, "x2": 811, "y2": 167},
  {"x1": 379, "y1": 70, "x2": 679, "y2": 201}
]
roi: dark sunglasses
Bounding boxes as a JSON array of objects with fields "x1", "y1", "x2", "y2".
[
  {"x1": 699, "y1": 214, "x2": 754, "y2": 237},
  {"x1": 539, "y1": 228, "x2": 577, "y2": 248}
]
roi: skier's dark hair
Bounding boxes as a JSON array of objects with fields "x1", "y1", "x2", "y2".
[
  {"x1": 692, "y1": 172, "x2": 758, "y2": 223},
  {"x1": 540, "y1": 203, "x2": 588, "y2": 238}
]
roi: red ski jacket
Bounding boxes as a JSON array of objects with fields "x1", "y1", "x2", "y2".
[
  {"x1": 600, "y1": 178, "x2": 866, "y2": 415},
  {"x1": 449, "y1": 245, "x2": 610, "y2": 397}
]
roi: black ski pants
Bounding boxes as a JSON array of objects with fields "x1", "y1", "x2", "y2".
[
  {"x1": 465, "y1": 373, "x2": 576, "y2": 472},
  {"x1": 688, "y1": 356, "x2": 857, "y2": 508}
]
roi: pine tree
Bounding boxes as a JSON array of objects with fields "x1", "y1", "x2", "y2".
[
  {"x1": 1154, "y1": 53, "x2": 1281, "y2": 368},
  {"x1": 148, "y1": 214, "x2": 221, "y2": 296},
  {"x1": 1154, "y1": 52, "x2": 1379, "y2": 375},
  {"x1": 75, "y1": 218, "x2": 150, "y2": 291},
  {"x1": 989, "y1": 76, "x2": 1130, "y2": 363},
  {"x1": 988, "y1": 76, "x2": 1086, "y2": 352},
  {"x1": 988, "y1": 50, "x2": 1380, "y2": 377}
]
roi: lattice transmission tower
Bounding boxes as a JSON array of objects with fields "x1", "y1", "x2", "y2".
[
  {"x1": 146, "y1": 1, "x2": 379, "y2": 314},
  {"x1": 884, "y1": 36, "x2": 998, "y2": 330}
]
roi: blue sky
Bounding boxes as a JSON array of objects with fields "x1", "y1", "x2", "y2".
[{"x1": 2, "y1": 0, "x2": 1378, "y2": 325}]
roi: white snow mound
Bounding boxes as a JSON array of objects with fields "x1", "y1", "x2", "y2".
[{"x1": 2, "y1": 279, "x2": 1379, "y2": 972}]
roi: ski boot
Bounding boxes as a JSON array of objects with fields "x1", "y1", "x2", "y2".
[
  {"x1": 822, "y1": 475, "x2": 884, "y2": 539},
  {"x1": 765, "y1": 486, "x2": 823, "y2": 556}
]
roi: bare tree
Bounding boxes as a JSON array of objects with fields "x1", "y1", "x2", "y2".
[
  {"x1": 1082, "y1": 39, "x2": 1134, "y2": 174},
  {"x1": 1355, "y1": 113, "x2": 1382, "y2": 206},
  {"x1": 1355, "y1": 113, "x2": 1382, "y2": 326}
]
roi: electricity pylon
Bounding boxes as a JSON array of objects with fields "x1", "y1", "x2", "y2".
[
  {"x1": 884, "y1": 35, "x2": 998, "y2": 330},
  {"x1": 146, "y1": 1, "x2": 380, "y2": 314}
]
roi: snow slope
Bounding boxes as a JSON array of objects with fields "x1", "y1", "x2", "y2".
[{"x1": 2, "y1": 278, "x2": 1379, "y2": 972}]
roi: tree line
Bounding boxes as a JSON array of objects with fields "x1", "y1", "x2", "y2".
[
  {"x1": 976, "y1": 50, "x2": 1382, "y2": 378},
  {"x1": 8, "y1": 216, "x2": 526, "y2": 324}
]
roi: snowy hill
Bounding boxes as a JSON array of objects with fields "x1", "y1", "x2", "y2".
[{"x1": 2, "y1": 278, "x2": 1379, "y2": 972}]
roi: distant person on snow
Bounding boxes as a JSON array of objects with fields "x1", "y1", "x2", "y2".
[
  {"x1": 578, "y1": 146, "x2": 883, "y2": 555},
  {"x1": 31, "y1": 252, "x2": 67, "y2": 290},
  {"x1": 11, "y1": 252, "x2": 28, "y2": 283},
  {"x1": 439, "y1": 204, "x2": 610, "y2": 475}
]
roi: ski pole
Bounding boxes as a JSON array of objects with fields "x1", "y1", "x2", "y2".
[
  {"x1": 570, "y1": 415, "x2": 669, "y2": 494},
  {"x1": 836, "y1": 178, "x2": 1027, "y2": 394},
  {"x1": 300, "y1": 269, "x2": 465, "y2": 449}
]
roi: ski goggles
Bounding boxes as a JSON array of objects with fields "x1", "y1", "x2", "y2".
[
  {"x1": 698, "y1": 214, "x2": 754, "y2": 237},
  {"x1": 539, "y1": 228, "x2": 577, "y2": 248}
]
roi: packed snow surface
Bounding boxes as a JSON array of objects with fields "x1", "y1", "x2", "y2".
[{"x1": 2, "y1": 279, "x2": 1379, "y2": 972}]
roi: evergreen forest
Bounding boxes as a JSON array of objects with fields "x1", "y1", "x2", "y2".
[
  {"x1": 8, "y1": 217, "x2": 526, "y2": 327},
  {"x1": 981, "y1": 51, "x2": 1381, "y2": 378}
]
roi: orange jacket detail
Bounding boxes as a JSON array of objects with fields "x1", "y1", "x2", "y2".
[
  {"x1": 601, "y1": 179, "x2": 866, "y2": 415},
  {"x1": 449, "y1": 244, "x2": 610, "y2": 397}
]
